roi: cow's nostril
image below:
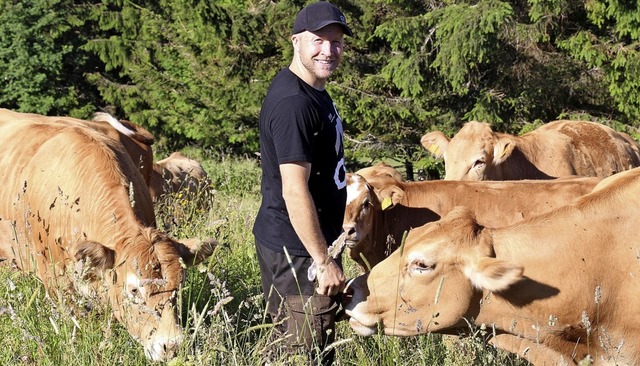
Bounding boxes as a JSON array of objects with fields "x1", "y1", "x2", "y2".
[{"x1": 345, "y1": 227, "x2": 355, "y2": 235}]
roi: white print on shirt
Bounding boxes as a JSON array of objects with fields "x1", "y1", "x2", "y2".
[{"x1": 331, "y1": 103, "x2": 346, "y2": 190}]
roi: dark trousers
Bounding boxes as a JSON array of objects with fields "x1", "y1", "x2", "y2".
[{"x1": 255, "y1": 242, "x2": 340, "y2": 365}]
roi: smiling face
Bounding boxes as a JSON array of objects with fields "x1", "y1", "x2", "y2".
[{"x1": 290, "y1": 24, "x2": 344, "y2": 89}]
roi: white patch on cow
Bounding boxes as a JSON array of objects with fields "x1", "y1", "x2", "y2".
[
  {"x1": 126, "y1": 273, "x2": 146, "y2": 302},
  {"x1": 144, "y1": 308, "x2": 184, "y2": 361},
  {"x1": 462, "y1": 259, "x2": 522, "y2": 292},
  {"x1": 346, "y1": 176, "x2": 365, "y2": 206},
  {"x1": 463, "y1": 263, "x2": 484, "y2": 290}
]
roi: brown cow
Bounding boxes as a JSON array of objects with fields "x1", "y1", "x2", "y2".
[
  {"x1": 344, "y1": 167, "x2": 640, "y2": 365},
  {"x1": 421, "y1": 120, "x2": 640, "y2": 180},
  {"x1": 0, "y1": 116, "x2": 216, "y2": 361},
  {"x1": 0, "y1": 109, "x2": 156, "y2": 186},
  {"x1": 344, "y1": 170, "x2": 600, "y2": 271},
  {"x1": 149, "y1": 152, "x2": 210, "y2": 202}
]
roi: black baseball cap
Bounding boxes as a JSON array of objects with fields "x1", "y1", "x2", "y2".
[{"x1": 292, "y1": 1, "x2": 353, "y2": 36}]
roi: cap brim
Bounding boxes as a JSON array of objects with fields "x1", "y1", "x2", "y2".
[{"x1": 307, "y1": 21, "x2": 353, "y2": 37}]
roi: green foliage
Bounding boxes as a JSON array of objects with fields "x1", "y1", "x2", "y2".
[
  {"x1": 83, "y1": 0, "x2": 296, "y2": 153},
  {"x1": 2, "y1": 0, "x2": 640, "y2": 162},
  {"x1": 427, "y1": 1, "x2": 513, "y2": 94},
  {"x1": 556, "y1": 0, "x2": 640, "y2": 123},
  {"x1": 0, "y1": 0, "x2": 102, "y2": 117}
]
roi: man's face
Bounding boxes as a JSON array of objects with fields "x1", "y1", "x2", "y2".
[{"x1": 292, "y1": 24, "x2": 345, "y2": 88}]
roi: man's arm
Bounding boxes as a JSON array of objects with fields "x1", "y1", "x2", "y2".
[{"x1": 280, "y1": 162, "x2": 345, "y2": 296}]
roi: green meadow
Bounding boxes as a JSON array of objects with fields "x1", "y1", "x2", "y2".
[{"x1": 0, "y1": 154, "x2": 528, "y2": 366}]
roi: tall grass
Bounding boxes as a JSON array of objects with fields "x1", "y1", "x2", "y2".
[{"x1": 0, "y1": 154, "x2": 529, "y2": 365}]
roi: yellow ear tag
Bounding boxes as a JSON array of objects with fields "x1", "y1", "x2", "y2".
[
  {"x1": 428, "y1": 144, "x2": 440, "y2": 156},
  {"x1": 501, "y1": 147, "x2": 509, "y2": 159},
  {"x1": 381, "y1": 196, "x2": 393, "y2": 210}
]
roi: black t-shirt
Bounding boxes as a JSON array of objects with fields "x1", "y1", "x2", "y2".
[{"x1": 253, "y1": 68, "x2": 347, "y2": 256}]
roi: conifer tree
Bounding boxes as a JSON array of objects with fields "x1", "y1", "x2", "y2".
[{"x1": 0, "y1": 0, "x2": 102, "y2": 117}]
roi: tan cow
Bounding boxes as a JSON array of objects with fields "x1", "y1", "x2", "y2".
[
  {"x1": 344, "y1": 167, "x2": 640, "y2": 365},
  {"x1": 344, "y1": 170, "x2": 600, "y2": 271},
  {"x1": 0, "y1": 116, "x2": 216, "y2": 361},
  {"x1": 0, "y1": 109, "x2": 156, "y2": 186},
  {"x1": 149, "y1": 152, "x2": 210, "y2": 202},
  {"x1": 421, "y1": 120, "x2": 640, "y2": 180}
]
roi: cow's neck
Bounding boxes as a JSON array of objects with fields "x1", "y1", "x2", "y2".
[
  {"x1": 373, "y1": 189, "x2": 441, "y2": 259},
  {"x1": 492, "y1": 136, "x2": 556, "y2": 180},
  {"x1": 470, "y1": 196, "x2": 640, "y2": 362}
]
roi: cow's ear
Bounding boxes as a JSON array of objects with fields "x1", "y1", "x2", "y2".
[
  {"x1": 174, "y1": 237, "x2": 218, "y2": 266},
  {"x1": 74, "y1": 240, "x2": 115, "y2": 272},
  {"x1": 376, "y1": 185, "x2": 404, "y2": 210},
  {"x1": 420, "y1": 131, "x2": 449, "y2": 159},
  {"x1": 465, "y1": 257, "x2": 523, "y2": 292},
  {"x1": 493, "y1": 136, "x2": 516, "y2": 165}
]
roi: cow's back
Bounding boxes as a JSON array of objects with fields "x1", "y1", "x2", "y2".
[
  {"x1": 0, "y1": 109, "x2": 155, "y2": 185},
  {"x1": 414, "y1": 178, "x2": 601, "y2": 228},
  {"x1": 523, "y1": 120, "x2": 640, "y2": 178}
]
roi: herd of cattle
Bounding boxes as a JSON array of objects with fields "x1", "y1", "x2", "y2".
[
  {"x1": 344, "y1": 120, "x2": 640, "y2": 365},
  {"x1": 2, "y1": 110, "x2": 640, "y2": 365}
]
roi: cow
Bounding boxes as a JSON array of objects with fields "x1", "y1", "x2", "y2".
[
  {"x1": 343, "y1": 169, "x2": 601, "y2": 271},
  {"x1": 420, "y1": 120, "x2": 640, "y2": 181},
  {"x1": 149, "y1": 152, "x2": 210, "y2": 203},
  {"x1": 0, "y1": 116, "x2": 216, "y2": 361},
  {"x1": 0, "y1": 109, "x2": 156, "y2": 187},
  {"x1": 344, "y1": 167, "x2": 640, "y2": 365}
]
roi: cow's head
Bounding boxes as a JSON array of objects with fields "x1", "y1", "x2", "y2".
[
  {"x1": 343, "y1": 206, "x2": 523, "y2": 336},
  {"x1": 421, "y1": 121, "x2": 516, "y2": 181},
  {"x1": 355, "y1": 162, "x2": 404, "y2": 182},
  {"x1": 343, "y1": 173, "x2": 405, "y2": 270},
  {"x1": 73, "y1": 229, "x2": 216, "y2": 361}
]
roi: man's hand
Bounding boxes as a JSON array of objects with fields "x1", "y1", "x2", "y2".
[{"x1": 315, "y1": 258, "x2": 346, "y2": 296}]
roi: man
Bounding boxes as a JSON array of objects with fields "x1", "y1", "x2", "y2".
[{"x1": 252, "y1": 1, "x2": 352, "y2": 364}]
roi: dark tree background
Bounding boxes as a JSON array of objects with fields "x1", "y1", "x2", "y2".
[{"x1": 1, "y1": 0, "x2": 638, "y2": 174}]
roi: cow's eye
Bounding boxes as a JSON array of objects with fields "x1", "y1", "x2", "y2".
[
  {"x1": 409, "y1": 259, "x2": 435, "y2": 274},
  {"x1": 472, "y1": 159, "x2": 485, "y2": 169},
  {"x1": 362, "y1": 197, "x2": 371, "y2": 209}
]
